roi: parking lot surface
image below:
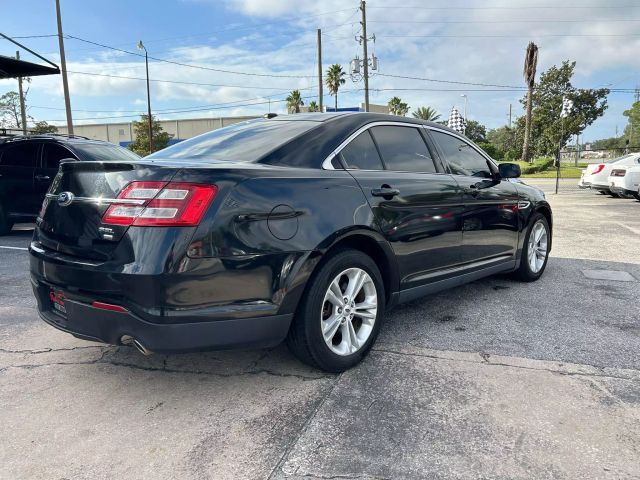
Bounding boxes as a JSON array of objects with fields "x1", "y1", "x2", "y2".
[{"x1": 1, "y1": 191, "x2": 639, "y2": 479}]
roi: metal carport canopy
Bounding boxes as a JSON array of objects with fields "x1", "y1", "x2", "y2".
[{"x1": 0, "y1": 54, "x2": 60, "y2": 79}]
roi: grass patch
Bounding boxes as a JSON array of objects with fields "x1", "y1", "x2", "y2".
[{"x1": 522, "y1": 167, "x2": 583, "y2": 179}]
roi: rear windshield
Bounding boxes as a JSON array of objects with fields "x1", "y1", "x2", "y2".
[
  {"x1": 146, "y1": 119, "x2": 318, "y2": 162},
  {"x1": 72, "y1": 143, "x2": 141, "y2": 162},
  {"x1": 608, "y1": 154, "x2": 633, "y2": 164}
]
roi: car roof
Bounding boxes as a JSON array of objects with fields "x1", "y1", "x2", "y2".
[
  {"x1": 271, "y1": 112, "x2": 455, "y2": 132},
  {"x1": 0, "y1": 134, "x2": 116, "y2": 147}
]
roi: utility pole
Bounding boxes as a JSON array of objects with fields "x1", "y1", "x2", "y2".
[
  {"x1": 138, "y1": 41, "x2": 153, "y2": 154},
  {"x1": 16, "y1": 51, "x2": 27, "y2": 134},
  {"x1": 55, "y1": 0, "x2": 73, "y2": 135},
  {"x1": 360, "y1": 0, "x2": 370, "y2": 112},
  {"x1": 508, "y1": 103, "x2": 512, "y2": 129},
  {"x1": 317, "y1": 29, "x2": 323, "y2": 112}
]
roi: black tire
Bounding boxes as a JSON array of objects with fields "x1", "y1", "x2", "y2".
[
  {"x1": 0, "y1": 204, "x2": 13, "y2": 236},
  {"x1": 598, "y1": 190, "x2": 608, "y2": 195},
  {"x1": 286, "y1": 249, "x2": 385, "y2": 373},
  {"x1": 633, "y1": 192, "x2": 640, "y2": 201},
  {"x1": 609, "y1": 191, "x2": 620, "y2": 198},
  {"x1": 513, "y1": 213, "x2": 550, "y2": 282}
]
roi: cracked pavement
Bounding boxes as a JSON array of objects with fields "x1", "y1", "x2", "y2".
[{"x1": 1, "y1": 193, "x2": 639, "y2": 479}]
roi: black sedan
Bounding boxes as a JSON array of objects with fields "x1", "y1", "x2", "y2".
[{"x1": 29, "y1": 113, "x2": 552, "y2": 372}]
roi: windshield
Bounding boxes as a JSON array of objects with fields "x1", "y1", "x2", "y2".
[
  {"x1": 73, "y1": 143, "x2": 141, "y2": 162},
  {"x1": 146, "y1": 118, "x2": 318, "y2": 162}
]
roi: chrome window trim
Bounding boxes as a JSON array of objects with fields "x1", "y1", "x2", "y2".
[
  {"x1": 425, "y1": 126, "x2": 499, "y2": 174},
  {"x1": 44, "y1": 193, "x2": 146, "y2": 206},
  {"x1": 321, "y1": 121, "x2": 429, "y2": 171}
]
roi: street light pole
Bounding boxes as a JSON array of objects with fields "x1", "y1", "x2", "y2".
[
  {"x1": 55, "y1": 0, "x2": 73, "y2": 134},
  {"x1": 138, "y1": 41, "x2": 153, "y2": 154}
]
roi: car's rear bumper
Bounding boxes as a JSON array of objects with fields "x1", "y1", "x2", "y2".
[
  {"x1": 31, "y1": 278, "x2": 293, "y2": 353},
  {"x1": 609, "y1": 185, "x2": 636, "y2": 197}
]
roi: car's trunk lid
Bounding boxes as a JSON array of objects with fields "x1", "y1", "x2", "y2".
[{"x1": 37, "y1": 161, "x2": 181, "y2": 260}]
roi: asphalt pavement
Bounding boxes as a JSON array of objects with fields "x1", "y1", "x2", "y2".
[{"x1": 1, "y1": 191, "x2": 639, "y2": 479}]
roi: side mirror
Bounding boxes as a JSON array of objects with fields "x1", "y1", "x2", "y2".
[{"x1": 498, "y1": 162, "x2": 521, "y2": 179}]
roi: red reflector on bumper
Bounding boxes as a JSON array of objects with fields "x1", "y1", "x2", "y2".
[{"x1": 91, "y1": 301, "x2": 129, "y2": 313}]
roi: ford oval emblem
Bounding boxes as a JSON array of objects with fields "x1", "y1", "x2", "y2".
[{"x1": 57, "y1": 191, "x2": 75, "y2": 207}]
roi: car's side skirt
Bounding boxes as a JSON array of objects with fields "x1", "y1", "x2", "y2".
[{"x1": 398, "y1": 258, "x2": 516, "y2": 304}]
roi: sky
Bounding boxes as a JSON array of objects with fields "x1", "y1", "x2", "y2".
[{"x1": 1, "y1": 0, "x2": 639, "y2": 141}]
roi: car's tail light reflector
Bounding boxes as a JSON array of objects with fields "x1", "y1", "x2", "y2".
[
  {"x1": 592, "y1": 164, "x2": 605, "y2": 175},
  {"x1": 102, "y1": 181, "x2": 217, "y2": 226},
  {"x1": 611, "y1": 169, "x2": 626, "y2": 177},
  {"x1": 91, "y1": 301, "x2": 129, "y2": 313}
]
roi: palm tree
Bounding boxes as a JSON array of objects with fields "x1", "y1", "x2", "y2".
[
  {"x1": 286, "y1": 89, "x2": 304, "y2": 113},
  {"x1": 388, "y1": 96, "x2": 409, "y2": 116},
  {"x1": 308, "y1": 100, "x2": 319, "y2": 112},
  {"x1": 521, "y1": 42, "x2": 538, "y2": 163},
  {"x1": 412, "y1": 106, "x2": 441, "y2": 122},
  {"x1": 325, "y1": 64, "x2": 346, "y2": 111}
]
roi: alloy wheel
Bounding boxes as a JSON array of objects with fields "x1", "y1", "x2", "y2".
[
  {"x1": 320, "y1": 268, "x2": 377, "y2": 356},
  {"x1": 528, "y1": 221, "x2": 548, "y2": 273}
]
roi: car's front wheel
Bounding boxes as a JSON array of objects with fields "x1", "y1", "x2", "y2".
[
  {"x1": 514, "y1": 213, "x2": 550, "y2": 282},
  {"x1": 287, "y1": 249, "x2": 384, "y2": 372}
]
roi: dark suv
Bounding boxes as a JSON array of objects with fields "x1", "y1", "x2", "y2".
[{"x1": 0, "y1": 134, "x2": 140, "y2": 234}]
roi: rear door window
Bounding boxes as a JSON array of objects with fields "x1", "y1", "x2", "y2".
[
  {"x1": 369, "y1": 126, "x2": 437, "y2": 173},
  {"x1": 339, "y1": 131, "x2": 384, "y2": 170},
  {"x1": 0, "y1": 143, "x2": 39, "y2": 167},
  {"x1": 43, "y1": 143, "x2": 76, "y2": 169}
]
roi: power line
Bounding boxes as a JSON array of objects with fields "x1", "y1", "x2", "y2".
[
  {"x1": 65, "y1": 35, "x2": 317, "y2": 78},
  {"x1": 34, "y1": 90, "x2": 360, "y2": 122},
  {"x1": 65, "y1": 70, "x2": 316, "y2": 91},
  {"x1": 368, "y1": 18, "x2": 640, "y2": 24},
  {"x1": 368, "y1": 4, "x2": 640, "y2": 10},
  {"x1": 376, "y1": 33, "x2": 640, "y2": 38}
]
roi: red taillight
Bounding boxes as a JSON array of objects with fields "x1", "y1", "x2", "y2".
[
  {"x1": 91, "y1": 301, "x2": 128, "y2": 313},
  {"x1": 592, "y1": 164, "x2": 605, "y2": 175},
  {"x1": 611, "y1": 169, "x2": 626, "y2": 177},
  {"x1": 102, "y1": 181, "x2": 217, "y2": 227}
]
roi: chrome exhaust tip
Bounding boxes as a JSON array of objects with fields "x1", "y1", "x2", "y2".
[{"x1": 121, "y1": 335, "x2": 153, "y2": 356}]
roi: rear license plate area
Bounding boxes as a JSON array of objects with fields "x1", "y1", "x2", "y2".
[{"x1": 49, "y1": 290, "x2": 67, "y2": 318}]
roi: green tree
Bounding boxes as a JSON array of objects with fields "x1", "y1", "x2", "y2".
[
  {"x1": 622, "y1": 101, "x2": 640, "y2": 148},
  {"x1": 516, "y1": 61, "x2": 609, "y2": 157},
  {"x1": 307, "y1": 100, "x2": 319, "y2": 112},
  {"x1": 325, "y1": 64, "x2": 346, "y2": 111},
  {"x1": 128, "y1": 114, "x2": 171, "y2": 156},
  {"x1": 388, "y1": 96, "x2": 409, "y2": 116},
  {"x1": 286, "y1": 89, "x2": 304, "y2": 113},
  {"x1": 31, "y1": 121, "x2": 58, "y2": 134},
  {"x1": 521, "y1": 42, "x2": 539, "y2": 162},
  {"x1": 0, "y1": 91, "x2": 25, "y2": 128},
  {"x1": 464, "y1": 120, "x2": 487, "y2": 143},
  {"x1": 486, "y1": 125, "x2": 519, "y2": 160},
  {"x1": 412, "y1": 106, "x2": 441, "y2": 121}
]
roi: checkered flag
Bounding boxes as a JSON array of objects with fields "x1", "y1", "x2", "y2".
[
  {"x1": 448, "y1": 107, "x2": 466, "y2": 134},
  {"x1": 560, "y1": 96, "x2": 574, "y2": 118}
]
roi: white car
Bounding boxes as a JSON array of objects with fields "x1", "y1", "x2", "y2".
[
  {"x1": 608, "y1": 165, "x2": 640, "y2": 200},
  {"x1": 579, "y1": 153, "x2": 640, "y2": 195}
]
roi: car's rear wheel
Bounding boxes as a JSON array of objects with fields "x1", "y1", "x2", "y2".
[
  {"x1": 286, "y1": 249, "x2": 384, "y2": 372},
  {"x1": 513, "y1": 213, "x2": 550, "y2": 282},
  {"x1": 0, "y1": 204, "x2": 13, "y2": 236}
]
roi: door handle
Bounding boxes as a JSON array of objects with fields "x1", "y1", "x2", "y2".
[
  {"x1": 35, "y1": 175, "x2": 50, "y2": 181},
  {"x1": 371, "y1": 187, "x2": 400, "y2": 198}
]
